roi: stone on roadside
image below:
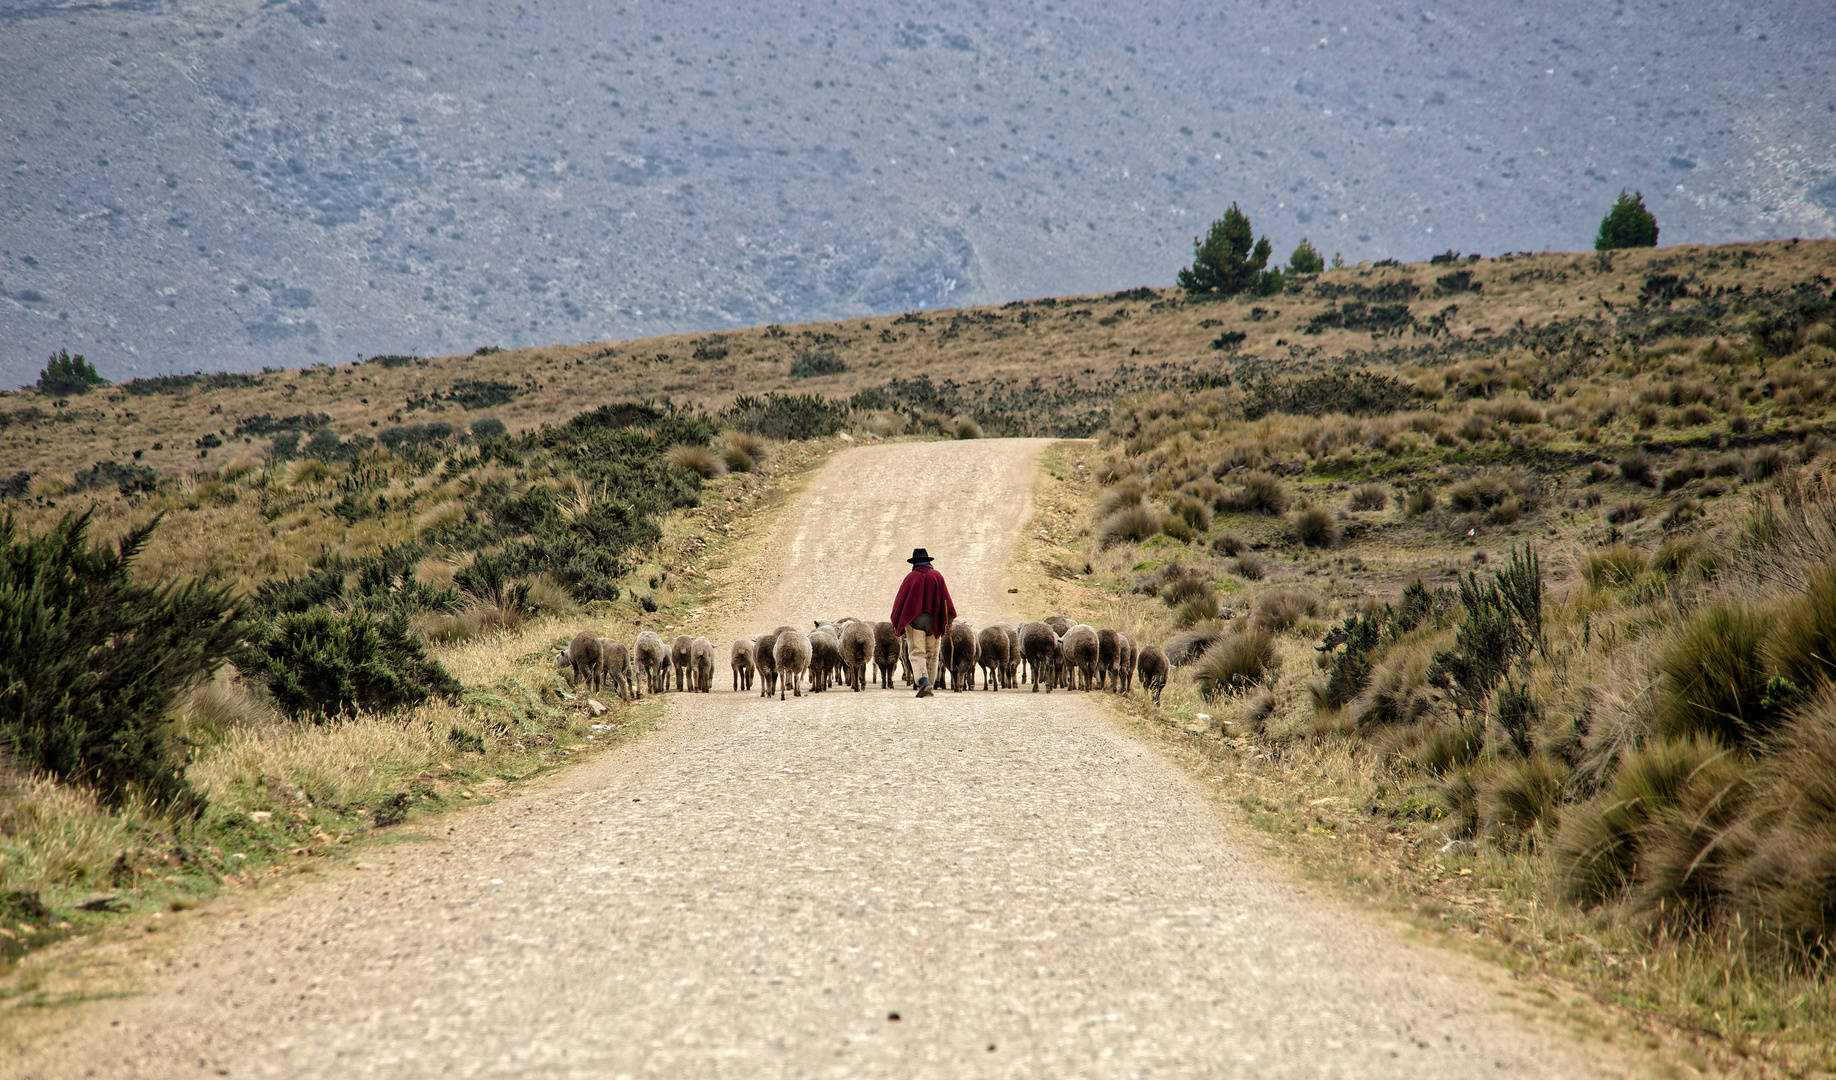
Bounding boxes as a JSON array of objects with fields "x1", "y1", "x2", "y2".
[{"x1": 587, "y1": 699, "x2": 608, "y2": 717}]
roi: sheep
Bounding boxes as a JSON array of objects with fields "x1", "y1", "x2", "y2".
[
  {"x1": 690, "y1": 637, "x2": 716, "y2": 692},
  {"x1": 976, "y1": 624, "x2": 1011, "y2": 690},
  {"x1": 1061, "y1": 624, "x2": 1100, "y2": 691},
  {"x1": 1019, "y1": 621, "x2": 1059, "y2": 693},
  {"x1": 634, "y1": 631, "x2": 671, "y2": 695},
  {"x1": 1137, "y1": 645, "x2": 1170, "y2": 704},
  {"x1": 939, "y1": 619, "x2": 977, "y2": 692},
  {"x1": 1000, "y1": 623, "x2": 1022, "y2": 688},
  {"x1": 1044, "y1": 615, "x2": 1072, "y2": 636},
  {"x1": 1097, "y1": 628, "x2": 1122, "y2": 691},
  {"x1": 752, "y1": 630, "x2": 781, "y2": 697},
  {"x1": 873, "y1": 621, "x2": 900, "y2": 688},
  {"x1": 599, "y1": 637, "x2": 634, "y2": 701},
  {"x1": 555, "y1": 649, "x2": 574, "y2": 686},
  {"x1": 567, "y1": 631, "x2": 604, "y2": 692},
  {"x1": 731, "y1": 638, "x2": 755, "y2": 692},
  {"x1": 807, "y1": 626, "x2": 842, "y2": 692},
  {"x1": 774, "y1": 627, "x2": 812, "y2": 699},
  {"x1": 840, "y1": 619, "x2": 874, "y2": 692},
  {"x1": 672, "y1": 635, "x2": 694, "y2": 692},
  {"x1": 1117, "y1": 634, "x2": 1138, "y2": 694}
]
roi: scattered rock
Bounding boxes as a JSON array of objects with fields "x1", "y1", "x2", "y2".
[
  {"x1": 587, "y1": 698, "x2": 608, "y2": 717},
  {"x1": 78, "y1": 893, "x2": 129, "y2": 913},
  {"x1": 247, "y1": 810, "x2": 273, "y2": 824}
]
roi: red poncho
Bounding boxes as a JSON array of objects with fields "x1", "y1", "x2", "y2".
[{"x1": 890, "y1": 565, "x2": 956, "y2": 635}]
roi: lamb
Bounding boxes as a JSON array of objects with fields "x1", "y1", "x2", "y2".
[
  {"x1": 873, "y1": 621, "x2": 900, "y2": 688},
  {"x1": 976, "y1": 624, "x2": 1011, "y2": 690},
  {"x1": 599, "y1": 637, "x2": 634, "y2": 701},
  {"x1": 1137, "y1": 644, "x2": 1170, "y2": 704},
  {"x1": 633, "y1": 631, "x2": 671, "y2": 695},
  {"x1": 773, "y1": 627, "x2": 812, "y2": 699},
  {"x1": 1061, "y1": 624, "x2": 1100, "y2": 691},
  {"x1": 839, "y1": 619, "x2": 874, "y2": 692},
  {"x1": 1019, "y1": 621, "x2": 1059, "y2": 693},
  {"x1": 1097, "y1": 628, "x2": 1122, "y2": 691},
  {"x1": 807, "y1": 626, "x2": 842, "y2": 692},
  {"x1": 731, "y1": 639, "x2": 755, "y2": 692},
  {"x1": 1117, "y1": 634, "x2": 1138, "y2": 694},
  {"x1": 752, "y1": 630, "x2": 781, "y2": 698},
  {"x1": 672, "y1": 635, "x2": 694, "y2": 692},
  {"x1": 940, "y1": 619, "x2": 977, "y2": 692},
  {"x1": 1000, "y1": 623, "x2": 1022, "y2": 688},
  {"x1": 689, "y1": 637, "x2": 716, "y2": 692},
  {"x1": 567, "y1": 631, "x2": 604, "y2": 692}
]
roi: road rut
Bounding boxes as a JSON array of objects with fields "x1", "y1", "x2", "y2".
[{"x1": 13, "y1": 439, "x2": 1612, "y2": 1079}]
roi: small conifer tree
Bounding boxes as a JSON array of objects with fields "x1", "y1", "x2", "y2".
[
  {"x1": 1595, "y1": 190, "x2": 1659, "y2": 250},
  {"x1": 35, "y1": 349, "x2": 106, "y2": 396},
  {"x1": 1287, "y1": 238, "x2": 1326, "y2": 275},
  {"x1": 1178, "y1": 203, "x2": 1273, "y2": 297}
]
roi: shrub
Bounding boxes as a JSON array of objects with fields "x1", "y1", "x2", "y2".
[
  {"x1": 722, "y1": 394, "x2": 848, "y2": 440},
  {"x1": 1238, "y1": 370, "x2": 1414, "y2": 420},
  {"x1": 1292, "y1": 505, "x2": 1337, "y2": 547},
  {"x1": 1287, "y1": 237, "x2": 1325, "y2": 275},
  {"x1": 1177, "y1": 202, "x2": 1274, "y2": 297},
  {"x1": 1254, "y1": 588, "x2": 1324, "y2": 633},
  {"x1": 1348, "y1": 484, "x2": 1387, "y2": 512},
  {"x1": 471, "y1": 417, "x2": 509, "y2": 441},
  {"x1": 35, "y1": 349, "x2": 106, "y2": 396},
  {"x1": 667, "y1": 444, "x2": 726, "y2": 479},
  {"x1": 1651, "y1": 604, "x2": 1775, "y2": 748},
  {"x1": 1478, "y1": 753, "x2": 1565, "y2": 845},
  {"x1": 1098, "y1": 505, "x2": 1161, "y2": 548},
  {"x1": 1595, "y1": 189, "x2": 1659, "y2": 250},
  {"x1": 789, "y1": 348, "x2": 847, "y2": 378},
  {"x1": 1220, "y1": 472, "x2": 1290, "y2": 515},
  {"x1": 0, "y1": 512, "x2": 242, "y2": 809},
  {"x1": 1190, "y1": 630, "x2": 1279, "y2": 699},
  {"x1": 1428, "y1": 547, "x2": 1544, "y2": 712},
  {"x1": 1406, "y1": 487, "x2": 1437, "y2": 515},
  {"x1": 255, "y1": 608, "x2": 462, "y2": 721}
]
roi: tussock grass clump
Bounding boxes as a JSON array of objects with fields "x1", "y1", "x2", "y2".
[
  {"x1": 1175, "y1": 591, "x2": 1221, "y2": 627},
  {"x1": 1478, "y1": 753, "x2": 1565, "y2": 846},
  {"x1": 1095, "y1": 480, "x2": 1145, "y2": 519},
  {"x1": 1348, "y1": 483, "x2": 1387, "y2": 511},
  {"x1": 667, "y1": 444, "x2": 726, "y2": 479},
  {"x1": 1164, "y1": 624, "x2": 1227, "y2": 666},
  {"x1": 952, "y1": 416, "x2": 983, "y2": 440},
  {"x1": 1446, "y1": 471, "x2": 1532, "y2": 513},
  {"x1": 1605, "y1": 498, "x2": 1646, "y2": 525},
  {"x1": 1190, "y1": 629, "x2": 1279, "y2": 699},
  {"x1": 1291, "y1": 504, "x2": 1337, "y2": 547},
  {"x1": 1661, "y1": 496, "x2": 1702, "y2": 529},
  {"x1": 1219, "y1": 471, "x2": 1289, "y2": 515},
  {"x1": 1554, "y1": 735, "x2": 1733, "y2": 906},
  {"x1": 1405, "y1": 487, "x2": 1436, "y2": 515},
  {"x1": 1233, "y1": 552, "x2": 1268, "y2": 580},
  {"x1": 1583, "y1": 545, "x2": 1648, "y2": 590},
  {"x1": 1098, "y1": 504, "x2": 1161, "y2": 548},
  {"x1": 1171, "y1": 494, "x2": 1212, "y2": 532},
  {"x1": 1254, "y1": 588, "x2": 1324, "y2": 633},
  {"x1": 1211, "y1": 532, "x2": 1244, "y2": 556},
  {"x1": 1651, "y1": 604, "x2": 1774, "y2": 747},
  {"x1": 1619, "y1": 449, "x2": 1657, "y2": 486},
  {"x1": 1768, "y1": 561, "x2": 1836, "y2": 692},
  {"x1": 1160, "y1": 511, "x2": 1197, "y2": 543}
]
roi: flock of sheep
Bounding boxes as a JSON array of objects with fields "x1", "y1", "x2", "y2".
[{"x1": 557, "y1": 616, "x2": 1171, "y2": 702}]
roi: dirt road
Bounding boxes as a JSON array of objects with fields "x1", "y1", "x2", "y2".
[{"x1": 12, "y1": 439, "x2": 1613, "y2": 1078}]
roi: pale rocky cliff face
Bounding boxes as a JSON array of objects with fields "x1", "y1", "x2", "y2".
[{"x1": 1, "y1": 0, "x2": 1831, "y2": 386}]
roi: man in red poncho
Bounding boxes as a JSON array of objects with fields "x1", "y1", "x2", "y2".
[{"x1": 889, "y1": 547, "x2": 956, "y2": 698}]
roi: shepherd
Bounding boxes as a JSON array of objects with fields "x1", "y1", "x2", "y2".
[{"x1": 889, "y1": 547, "x2": 957, "y2": 698}]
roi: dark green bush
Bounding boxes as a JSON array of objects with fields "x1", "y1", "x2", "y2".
[
  {"x1": 0, "y1": 512, "x2": 243, "y2": 808},
  {"x1": 71, "y1": 460, "x2": 160, "y2": 497},
  {"x1": 1239, "y1": 370, "x2": 1414, "y2": 420},
  {"x1": 471, "y1": 417, "x2": 509, "y2": 441},
  {"x1": 1595, "y1": 189, "x2": 1659, "y2": 251},
  {"x1": 255, "y1": 607, "x2": 461, "y2": 721},
  {"x1": 721, "y1": 393, "x2": 848, "y2": 440},
  {"x1": 1429, "y1": 547, "x2": 1543, "y2": 712},
  {"x1": 789, "y1": 349, "x2": 847, "y2": 378},
  {"x1": 34, "y1": 349, "x2": 106, "y2": 396}
]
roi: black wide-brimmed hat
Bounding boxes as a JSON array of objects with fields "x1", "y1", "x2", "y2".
[{"x1": 907, "y1": 548, "x2": 934, "y2": 564}]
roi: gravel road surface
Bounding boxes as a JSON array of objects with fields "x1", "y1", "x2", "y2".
[{"x1": 12, "y1": 439, "x2": 1614, "y2": 1079}]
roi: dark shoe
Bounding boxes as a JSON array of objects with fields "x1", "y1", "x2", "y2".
[{"x1": 915, "y1": 676, "x2": 933, "y2": 698}]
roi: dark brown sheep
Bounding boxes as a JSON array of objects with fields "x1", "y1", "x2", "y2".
[
  {"x1": 1000, "y1": 623, "x2": 1022, "y2": 688},
  {"x1": 1044, "y1": 615, "x2": 1072, "y2": 636},
  {"x1": 633, "y1": 631, "x2": 671, "y2": 695},
  {"x1": 774, "y1": 628, "x2": 812, "y2": 699},
  {"x1": 976, "y1": 624, "x2": 1011, "y2": 690},
  {"x1": 672, "y1": 635, "x2": 694, "y2": 692},
  {"x1": 873, "y1": 621, "x2": 900, "y2": 688},
  {"x1": 807, "y1": 627, "x2": 842, "y2": 692},
  {"x1": 937, "y1": 619, "x2": 977, "y2": 691},
  {"x1": 567, "y1": 631, "x2": 604, "y2": 692},
  {"x1": 1019, "y1": 621, "x2": 1059, "y2": 693},
  {"x1": 1116, "y1": 634, "x2": 1138, "y2": 693},
  {"x1": 1137, "y1": 644, "x2": 1170, "y2": 704},
  {"x1": 731, "y1": 638, "x2": 755, "y2": 692},
  {"x1": 752, "y1": 630, "x2": 782, "y2": 697},
  {"x1": 839, "y1": 620, "x2": 874, "y2": 691},
  {"x1": 1061, "y1": 624, "x2": 1100, "y2": 691},
  {"x1": 1097, "y1": 628, "x2": 1122, "y2": 690}
]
